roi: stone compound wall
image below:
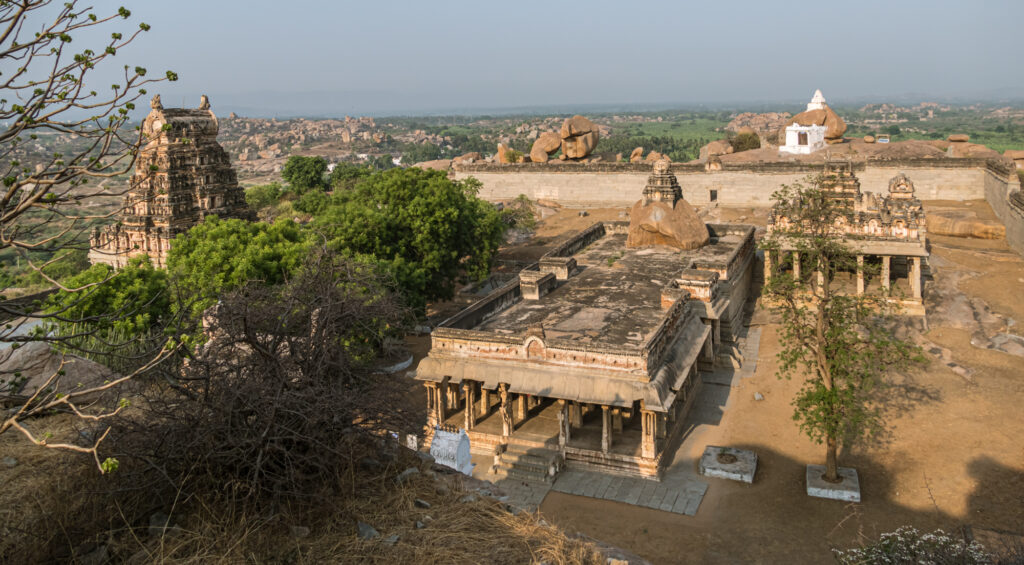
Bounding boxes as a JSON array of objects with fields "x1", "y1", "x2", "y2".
[
  {"x1": 453, "y1": 159, "x2": 1002, "y2": 208},
  {"x1": 984, "y1": 167, "x2": 1024, "y2": 254}
]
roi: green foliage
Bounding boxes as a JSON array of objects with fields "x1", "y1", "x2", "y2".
[
  {"x1": 293, "y1": 190, "x2": 330, "y2": 215},
  {"x1": 885, "y1": 124, "x2": 902, "y2": 136},
  {"x1": 281, "y1": 156, "x2": 327, "y2": 193},
  {"x1": 311, "y1": 169, "x2": 503, "y2": 310},
  {"x1": 399, "y1": 142, "x2": 443, "y2": 165},
  {"x1": 730, "y1": 131, "x2": 761, "y2": 152},
  {"x1": 760, "y1": 178, "x2": 924, "y2": 479},
  {"x1": 367, "y1": 154, "x2": 396, "y2": 171},
  {"x1": 244, "y1": 182, "x2": 283, "y2": 210},
  {"x1": 834, "y1": 527, "x2": 994, "y2": 564},
  {"x1": 328, "y1": 162, "x2": 372, "y2": 191},
  {"x1": 45, "y1": 255, "x2": 171, "y2": 338},
  {"x1": 503, "y1": 148, "x2": 523, "y2": 163},
  {"x1": 167, "y1": 217, "x2": 309, "y2": 318}
]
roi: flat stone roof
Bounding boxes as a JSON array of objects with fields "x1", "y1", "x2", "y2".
[{"x1": 475, "y1": 233, "x2": 744, "y2": 347}]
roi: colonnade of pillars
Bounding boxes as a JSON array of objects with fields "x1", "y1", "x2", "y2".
[
  {"x1": 425, "y1": 379, "x2": 670, "y2": 460},
  {"x1": 763, "y1": 250, "x2": 922, "y2": 299}
]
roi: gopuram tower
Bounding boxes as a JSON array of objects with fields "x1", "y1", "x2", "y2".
[{"x1": 89, "y1": 94, "x2": 253, "y2": 268}]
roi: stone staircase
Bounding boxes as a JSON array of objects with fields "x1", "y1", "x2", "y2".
[{"x1": 492, "y1": 444, "x2": 562, "y2": 484}]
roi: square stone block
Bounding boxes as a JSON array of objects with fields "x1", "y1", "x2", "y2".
[
  {"x1": 699, "y1": 446, "x2": 757, "y2": 483},
  {"x1": 806, "y1": 465, "x2": 861, "y2": 502}
]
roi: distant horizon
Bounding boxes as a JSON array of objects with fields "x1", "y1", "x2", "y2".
[{"x1": 63, "y1": 0, "x2": 1024, "y2": 119}]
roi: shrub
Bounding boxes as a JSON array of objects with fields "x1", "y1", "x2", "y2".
[{"x1": 834, "y1": 527, "x2": 993, "y2": 564}]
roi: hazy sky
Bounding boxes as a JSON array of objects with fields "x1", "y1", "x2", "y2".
[{"x1": 70, "y1": 0, "x2": 1024, "y2": 116}]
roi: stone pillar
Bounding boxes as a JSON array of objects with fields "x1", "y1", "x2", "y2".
[
  {"x1": 881, "y1": 255, "x2": 891, "y2": 290},
  {"x1": 515, "y1": 394, "x2": 527, "y2": 422},
  {"x1": 641, "y1": 410, "x2": 656, "y2": 459},
  {"x1": 569, "y1": 402, "x2": 582, "y2": 428},
  {"x1": 911, "y1": 256, "x2": 922, "y2": 299},
  {"x1": 601, "y1": 405, "x2": 612, "y2": 454},
  {"x1": 763, "y1": 249, "x2": 772, "y2": 283},
  {"x1": 612, "y1": 408, "x2": 623, "y2": 433},
  {"x1": 463, "y1": 381, "x2": 476, "y2": 430},
  {"x1": 557, "y1": 400, "x2": 569, "y2": 448},
  {"x1": 498, "y1": 383, "x2": 513, "y2": 437},
  {"x1": 856, "y1": 254, "x2": 865, "y2": 295},
  {"x1": 438, "y1": 379, "x2": 448, "y2": 424},
  {"x1": 480, "y1": 388, "x2": 490, "y2": 418},
  {"x1": 793, "y1": 251, "x2": 801, "y2": 279},
  {"x1": 426, "y1": 383, "x2": 438, "y2": 427}
]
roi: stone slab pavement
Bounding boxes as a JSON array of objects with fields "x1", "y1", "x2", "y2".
[{"x1": 551, "y1": 469, "x2": 708, "y2": 516}]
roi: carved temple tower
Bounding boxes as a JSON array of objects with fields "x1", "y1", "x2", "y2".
[{"x1": 89, "y1": 95, "x2": 253, "y2": 268}]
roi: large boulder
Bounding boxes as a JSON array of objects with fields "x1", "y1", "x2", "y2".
[
  {"x1": 0, "y1": 342, "x2": 118, "y2": 404},
  {"x1": 947, "y1": 134, "x2": 970, "y2": 143},
  {"x1": 699, "y1": 139, "x2": 734, "y2": 161},
  {"x1": 413, "y1": 159, "x2": 452, "y2": 171},
  {"x1": 559, "y1": 115, "x2": 599, "y2": 160},
  {"x1": 530, "y1": 132, "x2": 562, "y2": 163},
  {"x1": 629, "y1": 147, "x2": 644, "y2": 163},
  {"x1": 927, "y1": 210, "x2": 1006, "y2": 239},
  {"x1": 626, "y1": 160, "x2": 709, "y2": 250},
  {"x1": 781, "y1": 106, "x2": 847, "y2": 144},
  {"x1": 644, "y1": 150, "x2": 669, "y2": 162},
  {"x1": 452, "y1": 152, "x2": 482, "y2": 164},
  {"x1": 497, "y1": 143, "x2": 512, "y2": 164}
]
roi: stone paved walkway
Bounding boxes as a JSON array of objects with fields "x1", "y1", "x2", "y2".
[{"x1": 551, "y1": 469, "x2": 708, "y2": 515}]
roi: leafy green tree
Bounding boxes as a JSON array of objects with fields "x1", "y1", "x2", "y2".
[
  {"x1": 44, "y1": 255, "x2": 170, "y2": 339},
  {"x1": 312, "y1": 168, "x2": 503, "y2": 310},
  {"x1": 244, "y1": 182, "x2": 283, "y2": 211},
  {"x1": 399, "y1": 142, "x2": 443, "y2": 165},
  {"x1": 760, "y1": 178, "x2": 923, "y2": 483},
  {"x1": 885, "y1": 125, "x2": 901, "y2": 136},
  {"x1": 368, "y1": 154, "x2": 396, "y2": 171},
  {"x1": 167, "y1": 217, "x2": 309, "y2": 318},
  {"x1": 328, "y1": 162, "x2": 372, "y2": 191},
  {"x1": 281, "y1": 156, "x2": 327, "y2": 193},
  {"x1": 293, "y1": 189, "x2": 330, "y2": 215}
]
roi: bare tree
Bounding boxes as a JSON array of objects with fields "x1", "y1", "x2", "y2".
[
  {"x1": 120, "y1": 250, "x2": 414, "y2": 505},
  {"x1": 0, "y1": 1, "x2": 177, "y2": 470}
]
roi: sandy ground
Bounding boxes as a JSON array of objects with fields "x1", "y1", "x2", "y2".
[{"x1": 506, "y1": 200, "x2": 1024, "y2": 564}]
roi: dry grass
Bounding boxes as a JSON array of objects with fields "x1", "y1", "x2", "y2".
[{"x1": 0, "y1": 422, "x2": 605, "y2": 564}]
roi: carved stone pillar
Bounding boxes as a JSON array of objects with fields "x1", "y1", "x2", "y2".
[
  {"x1": 641, "y1": 410, "x2": 656, "y2": 459},
  {"x1": 498, "y1": 383, "x2": 513, "y2": 437},
  {"x1": 463, "y1": 381, "x2": 476, "y2": 430},
  {"x1": 569, "y1": 402, "x2": 582, "y2": 428},
  {"x1": 426, "y1": 383, "x2": 438, "y2": 428},
  {"x1": 438, "y1": 378, "x2": 448, "y2": 424},
  {"x1": 480, "y1": 388, "x2": 490, "y2": 418},
  {"x1": 793, "y1": 251, "x2": 801, "y2": 280},
  {"x1": 601, "y1": 406, "x2": 612, "y2": 454},
  {"x1": 856, "y1": 254, "x2": 865, "y2": 295},
  {"x1": 911, "y1": 257, "x2": 922, "y2": 299},
  {"x1": 881, "y1": 255, "x2": 891, "y2": 290},
  {"x1": 515, "y1": 394, "x2": 527, "y2": 422},
  {"x1": 557, "y1": 400, "x2": 569, "y2": 449},
  {"x1": 612, "y1": 408, "x2": 623, "y2": 433}
]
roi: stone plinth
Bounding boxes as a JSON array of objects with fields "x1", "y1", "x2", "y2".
[
  {"x1": 699, "y1": 446, "x2": 757, "y2": 484},
  {"x1": 806, "y1": 465, "x2": 861, "y2": 502}
]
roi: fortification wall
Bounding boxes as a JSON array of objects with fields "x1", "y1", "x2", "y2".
[
  {"x1": 453, "y1": 159, "x2": 998, "y2": 207},
  {"x1": 984, "y1": 167, "x2": 1024, "y2": 254}
]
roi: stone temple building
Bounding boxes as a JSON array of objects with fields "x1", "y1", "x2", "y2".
[
  {"x1": 89, "y1": 95, "x2": 252, "y2": 268},
  {"x1": 765, "y1": 160, "x2": 929, "y2": 303},
  {"x1": 415, "y1": 162, "x2": 756, "y2": 479}
]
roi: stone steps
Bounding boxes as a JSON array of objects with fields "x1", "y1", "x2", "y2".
[{"x1": 497, "y1": 445, "x2": 561, "y2": 484}]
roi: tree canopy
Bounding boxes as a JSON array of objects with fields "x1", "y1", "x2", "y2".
[
  {"x1": 311, "y1": 168, "x2": 504, "y2": 310},
  {"x1": 281, "y1": 156, "x2": 327, "y2": 193},
  {"x1": 167, "y1": 217, "x2": 309, "y2": 318}
]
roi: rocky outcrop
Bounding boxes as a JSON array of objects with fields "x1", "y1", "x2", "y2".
[
  {"x1": 699, "y1": 139, "x2": 734, "y2": 161},
  {"x1": 726, "y1": 112, "x2": 792, "y2": 145},
  {"x1": 0, "y1": 342, "x2": 118, "y2": 403},
  {"x1": 782, "y1": 106, "x2": 847, "y2": 144},
  {"x1": 927, "y1": 210, "x2": 1006, "y2": 239},
  {"x1": 629, "y1": 147, "x2": 644, "y2": 163},
  {"x1": 530, "y1": 132, "x2": 562, "y2": 163},
  {"x1": 453, "y1": 152, "x2": 482, "y2": 164},
  {"x1": 413, "y1": 159, "x2": 453, "y2": 171},
  {"x1": 497, "y1": 143, "x2": 512, "y2": 164},
  {"x1": 559, "y1": 115, "x2": 599, "y2": 160},
  {"x1": 627, "y1": 160, "x2": 709, "y2": 250},
  {"x1": 644, "y1": 150, "x2": 669, "y2": 162}
]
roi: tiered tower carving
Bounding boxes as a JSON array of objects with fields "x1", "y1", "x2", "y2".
[{"x1": 89, "y1": 95, "x2": 253, "y2": 268}]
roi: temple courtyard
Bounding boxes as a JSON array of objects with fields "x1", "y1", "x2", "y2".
[{"x1": 402, "y1": 199, "x2": 1023, "y2": 564}]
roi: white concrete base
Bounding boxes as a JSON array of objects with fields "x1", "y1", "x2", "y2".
[
  {"x1": 806, "y1": 465, "x2": 861, "y2": 502},
  {"x1": 699, "y1": 446, "x2": 757, "y2": 483}
]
